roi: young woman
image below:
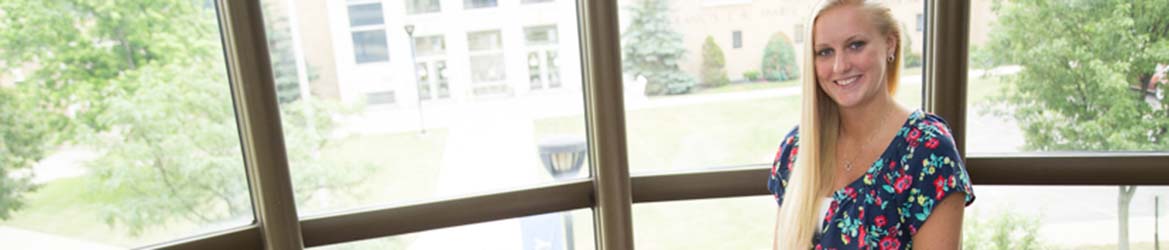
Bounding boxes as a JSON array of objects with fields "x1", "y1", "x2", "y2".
[{"x1": 768, "y1": 1, "x2": 975, "y2": 249}]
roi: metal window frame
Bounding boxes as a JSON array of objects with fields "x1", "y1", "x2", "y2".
[{"x1": 151, "y1": 0, "x2": 1167, "y2": 249}]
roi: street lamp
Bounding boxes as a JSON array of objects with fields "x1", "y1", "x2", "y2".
[
  {"x1": 534, "y1": 135, "x2": 586, "y2": 250},
  {"x1": 405, "y1": 24, "x2": 426, "y2": 135}
]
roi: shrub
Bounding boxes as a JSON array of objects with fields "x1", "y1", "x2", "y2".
[
  {"x1": 701, "y1": 36, "x2": 730, "y2": 87},
  {"x1": 742, "y1": 70, "x2": 761, "y2": 82},
  {"x1": 761, "y1": 33, "x2": 799, "y2": 82}
]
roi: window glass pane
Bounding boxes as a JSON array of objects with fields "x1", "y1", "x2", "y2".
[
  {"x1": 964, "y1": 186, "x2": 1169, "y2": 249},
  {"x1": 407, "y1": 0, "x2": 441, "y2": 15},
  {"x1": 616, "y1": 0, "x2": 925, "y2": 173},
  {"x1": 468, "y1": 30, "x2": 504, "y2": 51},
  {"x1": 348, "y1": 3, "x2": 384, "y2": 27},
  {"x1": 415, "y1": 35, "x2": 446, "y2": 57},
  {"x1": 965, "y1": 0, "x2": 1169, "y2": 154},
  {"x1": 352, "y1": 30, "x2": 390, "y2": 63},
  {"x1": 464, "y1": 0, "x2": 499, "y2": 9},
  {"x1": 0, "y1": 0, "x2": 251, "y2": 248},
  {"x1": 633, "y1": 196, "x2": 775, "y2": 249},
  {"x1": 310, "y1": 209, "x2": 595, "y2": 249},
  {"x1": 258, "y1": 0, "x2": 588, "y2": 216}
]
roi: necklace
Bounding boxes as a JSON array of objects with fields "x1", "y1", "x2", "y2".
[{"x1": 841, "y1": 110, "x2": 895, "y2": 172}]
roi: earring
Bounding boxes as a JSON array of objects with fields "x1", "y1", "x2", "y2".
[{"x1": 887, "y1": 55, "x2": 895, "y2": 62}]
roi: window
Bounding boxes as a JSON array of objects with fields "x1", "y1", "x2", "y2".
[
  {"x1": 468, "y1": 30, "x2": 510, "y2": 96},
  {"x1": 348, "y1": 3, "x2": 388, "y2": 63},
  {"x1": 616, "y1": 0, "x2": 924, "y2": 173},
  {"x1": 794, "y1": 24, "x2": 804, "y2": 43},
  {"x1": 406, "y1": 0, "x2": 441, "y2": 14},
  {"x1": 732, "y1": 30, "x2": 742, "y2": 49},
  {"x1": 916, "y1": 13, "x2": 923, "y2": 32},
  {"x1": 525, "y1": 25, "x2": 561, "y2": 90},
  {"x1": 464, "y1": 0, "x2": 497, "y2": 9},
  {"x1": 258, "y1": 0, "x2": 588, "y2": 220},
  {"x1": 0, "y1": 1, "x2": 252, "y2": 248},
  {"x1": 367, "y1": 90, "x2": 397, "y2": 104},
  {"x1": 522, "y1": 0, "x2": 554, "y2": 4},
  {"x1": 311, "y1": 210, "x2": 595, "y2": 249},
  {"x1": 965, "y1": 0, "x2": 1168, "y2": 154},
  {"x1": 633, "y1": 197, "x2": 774, "y2": 249},
  {"x1": 414, "y1": 35, "x2": 449, "y2": 100},
  {"x1": 352, "y1": 30, "x2": 389, "y2": 63}
]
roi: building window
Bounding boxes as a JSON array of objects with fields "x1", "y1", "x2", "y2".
[
  {"x1": 406, "y1": 0, "x2": 441, "y2": 14},
  {"x1": 467, "y1": 30, "x2": 509, "y2": 96},
  {"x1": 414, "y1": 35, "x2": 449, "y2": 100},
  {"x1": 916, "y1": 13, "x2": 923, "y2": 32},
  {"x1": 464, "y1": 0, "x2": 497, "y2": 9},
  {"x1": 525, "y1": 25, "x2": 561, "y2": 90},
  {"x1": 348, "y1": 3, "x2": 388, "y2": 63},
  {"x1": 352, "y1": 30, "x2": 389, "y2": 63},
  {"x1": 366, "y1": 90, "x2": 397, "y2": 105},
  {"x1": 793, "y1": 24, "x2": 804, "y2": 43},
  {"x1": 732, "y1": 30, "x2": 742, "y2": 49}
]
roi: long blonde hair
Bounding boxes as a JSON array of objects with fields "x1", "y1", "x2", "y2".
[{"x1": 775, "y1": 1, "x2": 902, "y2": 249}]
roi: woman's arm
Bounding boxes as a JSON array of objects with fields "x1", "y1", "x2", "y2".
[{"x1": 910, "y1": 193, "x2": 966, "y2": 249}]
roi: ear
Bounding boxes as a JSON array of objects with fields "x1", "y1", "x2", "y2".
[{"x1": 885, "y1": 32, "x2": 899, "y2": 58}]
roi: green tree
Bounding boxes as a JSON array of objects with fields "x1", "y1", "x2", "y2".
[
  {"x1": 700, "y1": 36, "x2": 729, "y2": 87},
  {"x1": 985, "y1": 1, "x2": 1169, "y2": 249},
  {"x1": 0, "y1": 87, "x2": 57, "y2": 220},
  {"x1": 0, "y1": 0, "x2": 369, "y2": 235},
  {"x1": 962, "y1": 210, "x2": 1044, "y2": 250},
  {"x1": 761, "y1": 33, "x2": 799, "y2": 82},
  {"x1": 621, "y1": 0, "x2": 696, "y2": 95}
]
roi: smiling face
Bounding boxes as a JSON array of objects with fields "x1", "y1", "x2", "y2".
[{"x1": 812, "y1": 4, "x2": 897, "y2": 109}]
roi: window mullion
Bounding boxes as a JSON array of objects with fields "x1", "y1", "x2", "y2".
[
  {"x1": 924, "y1": 0, "x2": 971, "y2": 156},
  {"x1": 577, "y1": 0, "x2": 634, "y2": 248},
  {"x1": 217, "y1": 0, "x2": 305, "y2": 249}
]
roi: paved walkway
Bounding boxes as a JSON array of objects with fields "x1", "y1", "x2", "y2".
[{"x1": 0, "y1": 226, "x2": 120, "y2": 250}]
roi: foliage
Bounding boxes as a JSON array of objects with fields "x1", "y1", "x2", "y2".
[
  {"x1": 761, "y1": 33, "x2": 799, "y2": 81},
  {"x1": 621, "y1": 0, "x2": 696, "y2": 95},
  {"x1": 962, "y1": 210, "x2": 1045, "y2": 250},
  {"x1": 0, "y1": 87, "x2": 53, "y2": 220},
  {"x1": 700, "y1": 36, "x2": 729, "y2": 87},
  {"x1": 0, "y1": 0, "x2": 369, "y2": 235},
  {"x1": 986, "y1": 1, "x2": 1169, "y2": 248},
  {"x1": 742, "y1": 70, "x2": 761, "y2": 82},
  {"x1": 987, "y1": 0, "x2": 1169, "y2": 152}
]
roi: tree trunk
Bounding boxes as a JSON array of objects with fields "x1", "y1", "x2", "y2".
[{"x1": 1120, "y1": 185, "x2": 1138, "y2": 250}]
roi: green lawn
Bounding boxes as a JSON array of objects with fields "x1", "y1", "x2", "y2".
[
  {"x1": 692, "y1": 79, "x2": 800, "y2": 95},
  {"x1": 0, "y1": 129, "x2": 449, "y2": 248}
]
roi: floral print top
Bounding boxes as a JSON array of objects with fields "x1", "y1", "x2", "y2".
[{"x1": 768, "y1": 109, "x2": 975, "y2": 250}]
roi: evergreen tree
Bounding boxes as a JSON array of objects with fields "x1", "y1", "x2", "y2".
[
  {"x1": 621, "y1": 0, "x2": 695, "y2": 95},
  {"x1": 700, "y1": 36, "x2": 730, "y2": 87}
]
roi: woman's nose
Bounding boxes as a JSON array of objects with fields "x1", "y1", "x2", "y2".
[{"x1": 832, "y1": 54, "x2": 849, "y2": 74}]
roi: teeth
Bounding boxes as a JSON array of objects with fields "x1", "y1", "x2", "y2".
[{"x1": 835, "y1": 76, "x2": 859, "y2": 86}]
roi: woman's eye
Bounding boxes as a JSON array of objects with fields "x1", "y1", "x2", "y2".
[
  {"x1": 816, "y1": 49, "x2": 833, "y2": 57},
  {"x1": 849, "y1": 41, "x2": 866, "y2": 50}
]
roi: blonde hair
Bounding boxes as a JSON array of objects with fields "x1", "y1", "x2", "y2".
[{"x1": 775, "y1": 1, "x2": 902, "y2": 249}]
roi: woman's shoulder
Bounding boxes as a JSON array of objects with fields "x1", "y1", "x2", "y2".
[{"x1": 902, "y1": 110, "x2": 958, "y2": 154}]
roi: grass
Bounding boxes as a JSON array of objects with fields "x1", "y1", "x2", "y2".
[
  {"x1": 0, "y1": 129, "x2": 449, "y2": 248},
  {"x1": 692, "y1": 79, "x2": 800, "y2": 95}
]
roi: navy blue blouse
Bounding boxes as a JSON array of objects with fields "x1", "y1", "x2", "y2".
[{"x1": 768, "y1": 109, "x2": 975, "y2": 250}]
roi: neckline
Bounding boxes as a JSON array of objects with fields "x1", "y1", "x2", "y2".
[{"x1": 830, "y1": 109, "x2": 922, "y2": 200}]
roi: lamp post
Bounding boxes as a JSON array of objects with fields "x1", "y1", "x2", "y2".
[
  {"x1": 535, "y1": 135, "x2": 586, "y2": 250},
  {"x1": 405, "y1": 24, "x2": 426, "y2": 135}
]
